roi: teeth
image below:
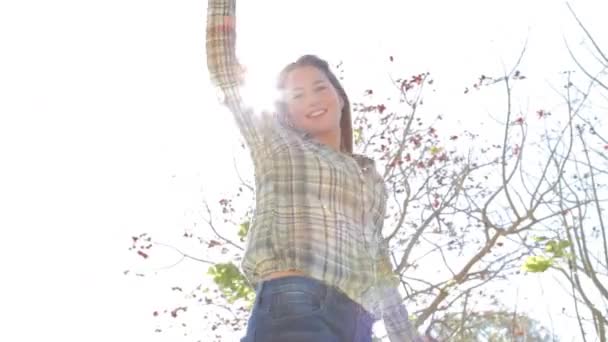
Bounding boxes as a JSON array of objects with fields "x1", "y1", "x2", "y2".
[{"x1": 309, "y1": 109, "x2": 326, "y2": 117}]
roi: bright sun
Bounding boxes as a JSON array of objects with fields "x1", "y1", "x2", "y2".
[{"x1": 238, "y1": 57, "x2": 283, "y2": 115}]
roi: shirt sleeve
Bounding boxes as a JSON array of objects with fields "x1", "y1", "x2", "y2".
[
  {"x1": 206, "y1": 0, "x2": 271, "y2": 162},
  {"x1": 374, "y1": 188, "x2": 422, "y2": 342}
]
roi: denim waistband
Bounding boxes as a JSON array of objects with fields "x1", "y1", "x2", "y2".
[{"x1": 255, "y1": 275, "x2": 374, "y2": 324}]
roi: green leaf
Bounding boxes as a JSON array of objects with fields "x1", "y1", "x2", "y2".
[
  {"x1": 522, "y1": 255, "x2": 553, "y2": 273},
  {"x1": 354, "y1": 127, "x2": 363, "y2": 146},
  {"x1": 533, "y1": 236, "x2": 548, "y2": 242},
  {"x1": 238, "y1": 221, "x2": 250, "y2": 242},
  {"x1": 430, "y1": 146, "x2": 442, "y2": 155},
  {"x1": 545, "y1": 239, "x2": 571, "y2": 258},
  {"x1": 207, "y1": 262, "x2": 254, "y2": 303}
]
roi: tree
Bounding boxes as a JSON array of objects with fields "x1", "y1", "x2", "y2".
[
  {"x1": 125, "y1": 3, "x2": 606, "y2": 341},
  {"x1": 432, "y1": 310, "x2": 558, "y2": 342},
  {"x1": 520, "y1": 4, "x2": 608, "y2": 341}
]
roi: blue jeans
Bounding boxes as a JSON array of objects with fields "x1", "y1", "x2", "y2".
[{"x1": 240, "y1": 275, "x2": 375, "y2": 342}]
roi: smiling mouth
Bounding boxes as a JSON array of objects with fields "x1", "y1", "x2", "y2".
[{"x1": 307, "y1": 109, "x2": 327, "y2": 118}]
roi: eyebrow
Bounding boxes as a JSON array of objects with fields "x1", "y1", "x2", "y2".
[{"x1": 291, "y1": 80, "x2": 326, "y2": 91}]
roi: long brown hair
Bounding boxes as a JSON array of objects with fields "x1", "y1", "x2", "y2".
[{"x1": 275, "y1": 55, "x2": 353, "y2": 154}]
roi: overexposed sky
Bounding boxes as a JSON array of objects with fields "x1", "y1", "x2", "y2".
[{"x1": 0, "y1": 0, "x2": 605, "y2": 341}]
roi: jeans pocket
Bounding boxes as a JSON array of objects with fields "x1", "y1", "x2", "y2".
[{"x1": 269, "y1": 290, "x2": 323, "y2": 321}]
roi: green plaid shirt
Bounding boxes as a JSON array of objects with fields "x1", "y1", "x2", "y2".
[{"x1": 206, "y1": 1, "x2": 418, "y2": 340}]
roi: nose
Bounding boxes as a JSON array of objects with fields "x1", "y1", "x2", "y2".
[{"x1": 305, "y1": 92, "x2": 322, "y2": 108}]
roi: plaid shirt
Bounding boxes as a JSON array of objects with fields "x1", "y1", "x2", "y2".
[{"x1": 206, "y1": 1, "x2": 419, "y2": 340}]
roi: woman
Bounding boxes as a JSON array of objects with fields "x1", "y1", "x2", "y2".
[{"x1": 206, "y1": 0, "x2": 425, "y2": 341}]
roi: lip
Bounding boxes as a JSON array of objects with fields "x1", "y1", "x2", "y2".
[{"x1": 306, "y1": 109, "x2": 327, "y2": 118}]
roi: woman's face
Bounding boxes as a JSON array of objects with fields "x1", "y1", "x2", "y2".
[{"x1": 282, "y1": 65, "x2": 343, "y2": 138}]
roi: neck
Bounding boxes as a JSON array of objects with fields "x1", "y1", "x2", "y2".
[{"x1": 314, "y1": 130, "x2": 341, "y2": 152}]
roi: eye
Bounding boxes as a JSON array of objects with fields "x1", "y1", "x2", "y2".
[
  {"x1": 291, "y1": 93, "x2": 303, "y2": 100},
  {"x1": 314, "y1": 85, "x2": 327, "y2": 92}
]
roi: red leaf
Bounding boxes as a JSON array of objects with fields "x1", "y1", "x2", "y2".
[
  {"x1": 377, "y1": 104, "x2": 386, "y2": 114},
  {"x1": 513, "y1": 144, "x2": 520, "y2": 156},
  {"x1": 514, "y1": 117, "x2": 524, "y2": 125},
  {"x1": 605, "y1": 145, "x2": 608, "y2": 150},
  {"x1": 208, "y1": 240, "x2": 222, "y2": 248},
  {"x1": 170, "y1": 306, "x2": 187, "y2": 318},
  {"x1": 137, "y1": 250, "x2": 149, "y2": 259},
  {"x1": 153, "y1": 311, "x2": 159, "y2": 317},
  {"x1": 537, "y1": 109, "x2": 551, "y2": 119},
  {"x1": 364, "y1": 89, "x2": 374, "y2": 95},
  {"x1": 389, "y1": 56, "x2": 394, "y2": 62},
  {"x1": 450, "y1": 135, "x2": 458, "y2": 140}
]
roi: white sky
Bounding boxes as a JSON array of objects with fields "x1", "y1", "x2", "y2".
[{"x1": 0, "y1": 0, "x2": 606, "y2": 341}]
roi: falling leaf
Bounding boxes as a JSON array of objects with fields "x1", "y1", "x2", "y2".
[
  {"x1": 137, "y1": 250, "x2": 149, "y2": 259},
  {"x1": 389, "y1": 56, "x2": 394, "y2": 62}
]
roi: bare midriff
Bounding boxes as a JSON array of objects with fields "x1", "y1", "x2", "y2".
[{"x1": 261, "y1": 269, "x2": 308, "y2": 281}]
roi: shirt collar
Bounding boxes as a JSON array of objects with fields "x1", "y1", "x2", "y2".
[{"x1": 275, "y1": 115, "x2": 376, "y2": 166}]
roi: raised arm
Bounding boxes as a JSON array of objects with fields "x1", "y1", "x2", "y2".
[{"x1": 206, "y1": 0, "x2": 270, "y2": 161}]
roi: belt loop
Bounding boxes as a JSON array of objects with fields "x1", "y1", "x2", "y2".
[{"x1": 255, "y1": 280, "x2": 265, "y2": 306}]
